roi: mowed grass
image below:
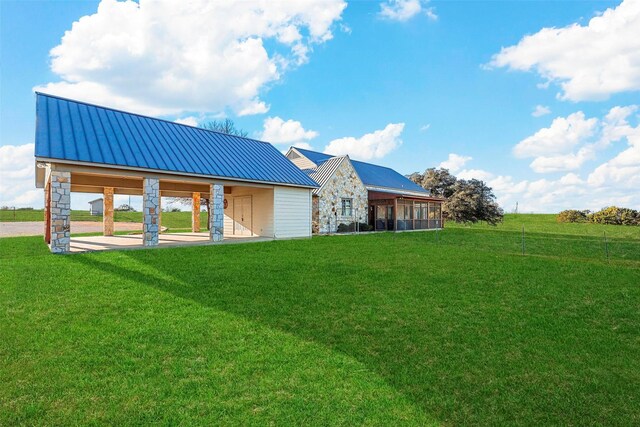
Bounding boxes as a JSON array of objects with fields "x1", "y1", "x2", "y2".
[
  {"x1": 0, "y1": 209, "x2": 204, "y2": 231},
  {"x1": 1, "y1": 218, "x2": 639, "y2": 425}
]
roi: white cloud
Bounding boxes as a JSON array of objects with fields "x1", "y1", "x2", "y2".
[
  {"x1": 588, "y1": 129, "x2": 640, "y2": 188},
  {"x1": 174, "y1": 116, "x2": 199, "y2": 127},
  {"x1": 514, "y1": 112, "x2": 598, "y2": 159},
  {"x1": 0, "y1": 144, "x2": 41, "y2": 208},
  {"x1": 532, "y1": 105, "x2": 551, "y2": 117},
  {"x1": 260, "y1": 117, "x2": 318, "y2": 147},
  {"x1": 324, "y1": 123, "x2": 404, "y2": 160},
  {"x1": 489, "y1": 0, "x2": 640, "y2": 101},
  {"x1": 35, "y1": 0, "x2": 347, "y2": 117},
  {"x1": 436, "y1": 141, "x2": 640, "y2": 212},
  {"x1": 379, "y1": 0, "x2": 437, "y2": 22},
  {"x1": 457, "y1": 169, "x2": 494, "y2": 181},
  {"x1": 514, "y1": 106, "x2": 639, "y2": 173},
  {"x1": 420, "y1": 124, "x2": 431, "y2": 132},
  {"x1": 438, "y1": 153, "x2": 472, "y2": 173}
]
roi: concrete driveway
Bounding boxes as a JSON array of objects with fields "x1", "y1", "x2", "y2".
[{"x1": 0, "y1": 221, "x2": 142, "y2": 237}]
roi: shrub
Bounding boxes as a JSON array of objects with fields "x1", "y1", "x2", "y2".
[
  {"x1": 557, "y1": 210, "x2": 588, "y2": 223},
  {"x1": 337, "y1": 222, "x2": 373, "y2": 233},
  {"x1": 588, "y1": 206, "x2": 639, "y2": 226}
]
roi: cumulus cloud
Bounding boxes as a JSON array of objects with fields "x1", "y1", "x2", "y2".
[
  {"x1": 588, "y1": 128, "x2": 640, "y2": 189},
  {"x1": 532, "y1": 105, "x2": 551, "y2": 117},
  {"x1": 457, "y1": 169, "x2": 494, "y2": 181},
  {"x1": 379, "y1": 0, "x2": 437, "y2": 22},
  {"x1": 174, "y1": 116, "x2": 199, "y2": 127},
  {"x1": 438, "y1": 153, "x2": 472, "y2": 173},
  {"x1": 0, "y1": 144, "x2": 41, "y2": 208},
  {"x1": 35, "y1": 0, "x2": 347, "y2": 117},
  {"x1": 514, "y1": 112, "x2": 598, "y2": 159},
  {"x1": 324, "y1": 123, "x2": 404, "y2": 160},
  {"x1": 260, "y1": 117, "x2": 318, "y2": 148},
  {"x1": 440, "y1": 144, "x2": 640, "y2": 212},
  {"x1": 489, "y1": 0, "x2": 640, "y2": 101},
  {"x1": 514, "y1": 106, "x2": 639, "y2": 173}
]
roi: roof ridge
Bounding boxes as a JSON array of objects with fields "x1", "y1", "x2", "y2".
[
  {"x1": 296, "y1": 146, "x2": 400, "y2": 171},
  {"x1": 35, "y1": 91, "x2": 273, "y2": 146}
]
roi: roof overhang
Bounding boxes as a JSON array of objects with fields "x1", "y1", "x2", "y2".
[
  {"x1": 35, "y1": 157, "x2": 319, "y2": 190},
  {"x1": 366, "y1": 185, "x2": 440, "y2": 200}
]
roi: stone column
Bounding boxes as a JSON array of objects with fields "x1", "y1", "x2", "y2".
[
  {"x1": 209, "y1": 184, "x2": 224, "y2": 242},
  {"x1": 103, "y1": 187, "x2": 114, "y2": 236},
  {"x1": 192, "y1": 192, "x2": 201, "y2": 232},
  {"x1": 50, "y1": 170, "x2": 71, "y2": 253},
  {"x1": 143, "y1": 178, "x2": 160, "y2": 246}
]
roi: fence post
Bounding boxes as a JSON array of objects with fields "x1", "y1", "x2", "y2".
[{"x1": 522, "y1": 225, "x2": 525, "y2": 256}]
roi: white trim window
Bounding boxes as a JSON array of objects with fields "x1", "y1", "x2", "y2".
[{"x1": 341, "y1": 198, "x2": 353, "y2": 216}]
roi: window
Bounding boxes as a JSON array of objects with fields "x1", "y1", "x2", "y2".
[{"x1": 341, "y1": 198, "x2": 353, "y2": 216}]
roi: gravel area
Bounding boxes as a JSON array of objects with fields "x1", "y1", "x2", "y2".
[{"x1": 0, "y1": 221, "x2": 142, "y2": 237}]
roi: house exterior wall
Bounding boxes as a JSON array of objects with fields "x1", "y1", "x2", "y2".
[
  {"x1": 286, "y1": 150, "x2": 316, "y2": 170},
  {"x1": 316, "y1": 159, "x2": 368, "y2": 234},
  {"x1": 274, "y1": 186, "x2": 312, "y2": 238},
  {"x1": 223, "y1": 186, "x2": 275, "y2": 237}
]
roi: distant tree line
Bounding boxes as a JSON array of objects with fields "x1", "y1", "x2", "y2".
[
  {"x1": 558, "y1": 207, "x2": 640, "y2": 226},
  {"x1": 409, "y1": 168, "x2": 504, "y2": 225}
]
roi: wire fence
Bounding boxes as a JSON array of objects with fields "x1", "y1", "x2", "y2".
[{"x1": 420, "y1": 226, "x2": 640, "y2": 264}]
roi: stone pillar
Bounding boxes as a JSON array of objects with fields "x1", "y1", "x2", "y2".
[
  {"x1": 103, "y1": 187, "x2": 114, "y2": 236},
  {"x1": 209, "y1": 184, "x2": 224, "y2": 242},
  {"x1": 143, "y1": 178, "x2": 160, "y2": 246},
  {"x1": 50, "y1": 170, "x2": 71, "y2": 253},
  {"x1": 192, "y1": 192, "x2": 201, "y2": 232}
]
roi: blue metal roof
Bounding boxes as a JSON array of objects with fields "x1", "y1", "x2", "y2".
[
  {"x1": 34, "y1": 93, "x2": 318, "y2": 188},
  {"x1": 293, "y1": 147, "x2": 429, "y2": 194}
]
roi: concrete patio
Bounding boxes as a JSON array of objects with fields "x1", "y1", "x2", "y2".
[{"x1": 69, "y1": 233, "x2": 272, "y2": 253}]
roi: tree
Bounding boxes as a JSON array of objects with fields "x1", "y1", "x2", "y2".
[
  {"x1": 410, "y1": 168, "x2": 457, "y2": 198},
  {"x1": 409, "y1": 167, "x2": 503, "y2": 225},
  {"x1": 202, "y1": 119, "x2": 248, "y2": 137}
]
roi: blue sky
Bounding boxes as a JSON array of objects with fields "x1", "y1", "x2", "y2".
[{"x1": 1, "y1": 0, "x2": 639, "y2": 212}]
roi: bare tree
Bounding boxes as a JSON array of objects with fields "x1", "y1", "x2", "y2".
[{"x1": 202, "y1": 119, "x2": 248, "y2": 137}]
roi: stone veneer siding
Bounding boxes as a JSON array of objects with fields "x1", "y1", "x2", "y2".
[
  {"x1": 143, "y1": 178, "x2": 160, "y2": 246},
  {"x1": 317, "y1": 158, "x2": 368, "y2": 233},
  {"x1": 49, "y1": 170, "x2": 71, "y2": 253},
  {"x1": 210, "y1": 184, "x2": 224, "y2": 242}
]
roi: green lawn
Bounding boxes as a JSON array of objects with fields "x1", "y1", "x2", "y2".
[
  {"x1": 0, "y1": 209, "x2": 204, "y2": 230},
  {"x1": 1, "y1": 217, "x2": 639, "y2": 425}
]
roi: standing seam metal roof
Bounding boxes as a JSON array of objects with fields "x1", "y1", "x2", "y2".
[
  {"x1": 292, "y1": 147, "x2": 429, "y2": 194},
  {"x1": 304, "y1": 156, "x2": 348, "y2": 195},
  {"x1": 35, "y1": 93, "x2": 318, "y2": 188}
]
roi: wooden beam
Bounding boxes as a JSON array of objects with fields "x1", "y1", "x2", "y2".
[
  {"x1": 49, "y1": 161, "x2": 277, "y2": 189},
  {"x1": 71, "y1": 173, "x2": 142, "y2": 189},
  {"x1": 103, "y1": 187, "x2": 114, "y2": 236},
  {"x1": 192, "y1": 192, "x2": 201, "y2": 232}
]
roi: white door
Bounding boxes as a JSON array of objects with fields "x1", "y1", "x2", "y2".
[{"x1": 233, "y1": 196, "x2": 252, "y2": 236}]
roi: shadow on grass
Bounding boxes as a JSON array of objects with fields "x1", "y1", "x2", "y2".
[{"x1": 68, "y1": 233, "x2": 640, "y2": 425}]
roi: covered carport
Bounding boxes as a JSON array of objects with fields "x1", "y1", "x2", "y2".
[{"x1": 34, "y1": 93, "x2": 317, "y2": 253}]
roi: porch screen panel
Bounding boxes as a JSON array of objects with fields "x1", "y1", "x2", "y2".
[
  {"x1": 416, "y1": 202, "x2": 428, "y2": 229},
  {"x1": 397, "y1": 200, "x2": 413, "y2": 230},
  {"x1": 429, "y1": 202, "x2": 439, "y2": 229}
]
